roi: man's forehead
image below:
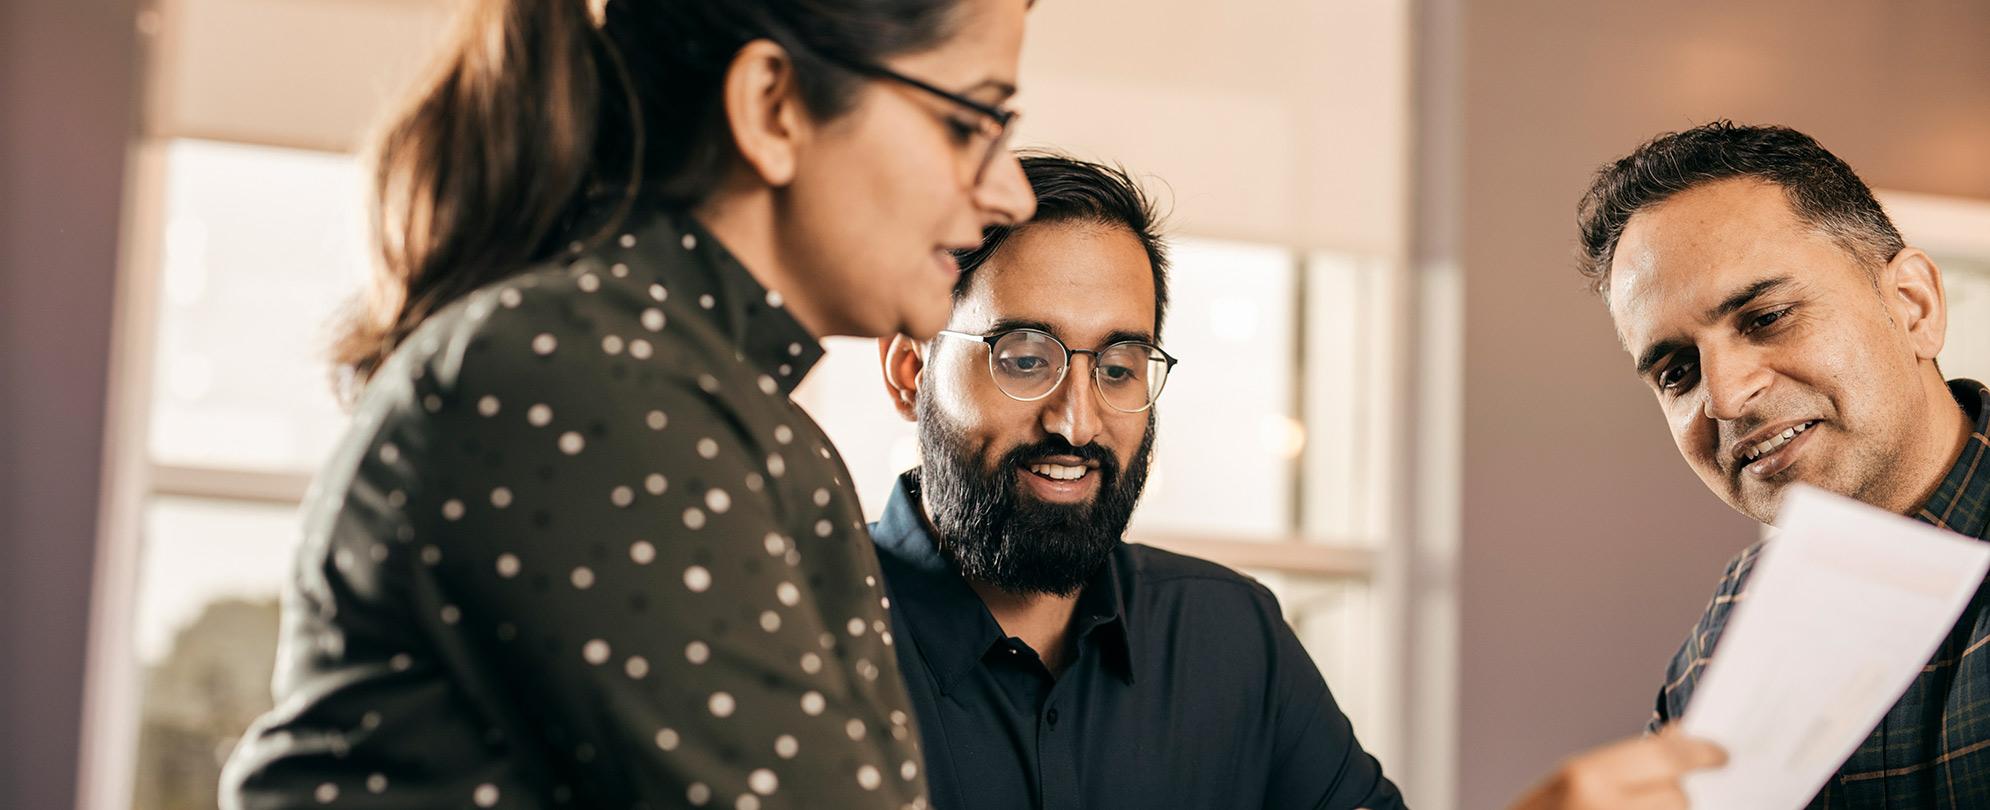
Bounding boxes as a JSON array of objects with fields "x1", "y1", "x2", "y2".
[
  {"x1": 949, "y1": 221, "x2": 1158, "y2": 340},
  {"x1": 1605, "y1": 179, "x2": 1827, "y2": 346}
]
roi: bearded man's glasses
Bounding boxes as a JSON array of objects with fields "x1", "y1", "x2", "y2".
[{"x1": 936, "y1": 328, "x2": 1178, "y2": 414}]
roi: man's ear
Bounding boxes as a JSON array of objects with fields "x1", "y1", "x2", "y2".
[
  {"x1": 881, "y1": 334, "x2": 926, "y2": 422},
  {"x1": 1883, "y1": 248, "x2": 1948, "y2": 361},
  {"x1": 721, "y1": 39, "x2": 807, "y2": 187}
]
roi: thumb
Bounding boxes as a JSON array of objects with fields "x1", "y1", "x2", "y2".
[{"x1": 1654, "y1": 725, "x2": 1728, "y2": 772}]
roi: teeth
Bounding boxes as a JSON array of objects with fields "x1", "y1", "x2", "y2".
[
  {"x1": 1028, "y1": 463, "x2": 1088, "y2": 481},
  {"x1": 1743, "y1": 421, "x2": 1815, "y2": 462}
]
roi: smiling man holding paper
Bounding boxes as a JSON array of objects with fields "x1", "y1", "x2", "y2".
[{"x1": 1576, "y1": 121, "x2": 1990, "y2": 807}]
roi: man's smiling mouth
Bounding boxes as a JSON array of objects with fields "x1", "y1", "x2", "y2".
[
  {"x1": 1741, "y1": 419, "x2": 1819, "y2": 463},
  {"x1": 1027, "y1": 463, "x2": 1090, "y2": 481}
]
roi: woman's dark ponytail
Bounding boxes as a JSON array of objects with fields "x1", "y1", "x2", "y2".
[
  {"x1": 336, "y1": 0, "x2": 624, "y2": 386},
  {"x1": 334, "y1": 0, "x2": 964, "y2": 391}
]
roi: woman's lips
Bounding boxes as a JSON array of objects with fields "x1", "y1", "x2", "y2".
[{"x1": 934, "y1": 249, "x2": 961, "y2": 277}]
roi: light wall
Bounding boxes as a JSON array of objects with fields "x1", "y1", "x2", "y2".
[
  {"x1": 1455, "y1": 2, "x2": 1990, "y2": 808},
  {"x1": 1016, "y1": 0, "x2": 1411, "y2": 257}
]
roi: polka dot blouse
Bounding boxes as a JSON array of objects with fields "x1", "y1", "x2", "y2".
[{"x1": 221, "y1": 208, "x2": 929, "y2": 810}]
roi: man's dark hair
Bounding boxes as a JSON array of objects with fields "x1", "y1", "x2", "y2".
[
  {"x1": 953, "y1": 152, "x2": 1171, "y2": 335},
  {"x1": 1577, "y1": 121, "x2": 1904, "y2": 303}
]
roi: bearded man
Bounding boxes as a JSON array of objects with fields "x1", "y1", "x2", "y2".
[{"x1": 867, "y1": 153, "x2": 1403, "y2": 810}]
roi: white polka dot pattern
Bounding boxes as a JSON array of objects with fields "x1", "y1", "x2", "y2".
[{"x1": 224, "y1": 212, "x2": 927, "y2": 810}]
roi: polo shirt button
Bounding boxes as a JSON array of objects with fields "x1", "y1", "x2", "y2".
[{"x1": 1046, "y1": 707, "x2": 1059, "y2": 725}]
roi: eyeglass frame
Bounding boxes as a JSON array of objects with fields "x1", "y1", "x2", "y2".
[
  {"x1": 811, "y1": 51, "x2": 1020, "y2": 186},
  {"x1": 935, "y1": 327, "x2": 1180, "y2": 414}
]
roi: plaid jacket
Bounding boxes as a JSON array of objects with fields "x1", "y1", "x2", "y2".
[{"x1": 1651, "y1": 379, "x2": 1990, "y2": 808}]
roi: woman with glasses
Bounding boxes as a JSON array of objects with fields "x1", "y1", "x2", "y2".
[{"x1": 221, "y1": 0, "x2": 1033, "y2": 807}]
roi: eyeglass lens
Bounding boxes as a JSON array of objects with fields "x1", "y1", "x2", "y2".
[
  {"x1": 988, "y1": 330, "x2": 1170, "y2": 412},
  {"x1": 973, "y1": 114, "x2": 1017, "y2": 185}
]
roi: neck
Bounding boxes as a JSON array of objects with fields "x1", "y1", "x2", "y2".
[
  {"x1": 916, "y1": 487, "x2": 1086, "y2": 677},
  {"x1": 691, "y1": 182, "x2": 831, "y2": 339},
  {"x1": 966, "y1": 577, "x2": 1084, "y2": 677},
  {"x1": 1891, "y1": 374, "x2": 1972, "y2": 515}
]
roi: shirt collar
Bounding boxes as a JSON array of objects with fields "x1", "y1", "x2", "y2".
[
  {"x1": 871, "y1": 470, "x2": 1138, "y2": 692},
  {"x1": 1915, "y1": 379, "x2": 1990, "y2": 540},
  {"x1": 591, "y1": 207, "x2": 825, "y2": 396}
]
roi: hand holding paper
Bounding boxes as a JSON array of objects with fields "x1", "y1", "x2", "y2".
[
  {"x1": 1679, "y1": 484, "x2": 1990, "y2": 809},
  {"x1": 1506, "y1": 730, "x2": 1727, "y2": 810}
]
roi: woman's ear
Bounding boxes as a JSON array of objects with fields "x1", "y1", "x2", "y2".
[
  {"x1": 721, "y1": 39, "x2": 807, "y2": 187},
  {"x1": 881, "y1": 334, "x2": 927, "y2": 422}
]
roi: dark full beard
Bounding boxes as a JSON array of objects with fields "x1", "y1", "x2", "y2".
[{"x1": 915, "y1": 393, "x2": 1156, "y2": 597}]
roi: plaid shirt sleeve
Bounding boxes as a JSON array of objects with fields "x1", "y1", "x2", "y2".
[{"x1": 1647, "y1": 541, "x2": 1765, "y2": 734}]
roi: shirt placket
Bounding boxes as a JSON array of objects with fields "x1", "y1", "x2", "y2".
[{"x1": 1034, "y1": 660, "x2": 1082, "y2": 810}]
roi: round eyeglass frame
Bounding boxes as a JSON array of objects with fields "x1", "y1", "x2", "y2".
[{"x1": 936, "y1": 328, "x2": 1180, "y2": 413}]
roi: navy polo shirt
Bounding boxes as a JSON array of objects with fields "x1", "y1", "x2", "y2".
[{"x1": 870, "y1": 470, "x2": 1405, "y2": 810}]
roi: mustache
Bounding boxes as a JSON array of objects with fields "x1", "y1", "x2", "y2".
[
  {"x1": 998, "y1": 435, "x2": 1119, "y2": 481},
  {"x1": 1720, "y1": 410, "x2": 1824, "y2": 447}
]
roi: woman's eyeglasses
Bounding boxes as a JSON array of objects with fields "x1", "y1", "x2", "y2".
[{"x1": 816, "y1": 53, "x2": 1019, "y2": 186}]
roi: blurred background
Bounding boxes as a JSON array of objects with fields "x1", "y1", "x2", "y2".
[{"x1": 5, "y1": 1, "x2": 1990, "y2": 809}]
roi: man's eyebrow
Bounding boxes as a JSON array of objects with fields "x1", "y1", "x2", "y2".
[
  {"x1": 985, "y1": 317, "x2": 1056, "y2": 334},
  {"x1": 982, "y1": 319, "x2": 1157, "y2": 348},
  {"x1": 1104, "y1": 329, "x2": 1157, "y2": 346},
  {"x1": 1632, "y1": 275, "x2": 1796, "y2": 377},
  {"x1": 1635, "y1": 339, "x2": 1689, "y2": 378},
  {"x1": 1703, "y1": 275, "x2": 1794, "y2": 323}
]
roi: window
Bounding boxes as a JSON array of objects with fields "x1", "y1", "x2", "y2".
[
  {"x1": 793, "y1": 237, "x2": 1402, "y2": 757},
  {"x1": 90, "y1": 0, "x2": 1428, "y2": 806},
  {"x1": 1935, "y1": 254, "x2": 1990, "y2": 384},
  {"x1": 100, "y1": 138, "x2": 367, "y2": 810},
  {"x1": 1878, "y1": 191, "x2": 1990, "y2": 385}
]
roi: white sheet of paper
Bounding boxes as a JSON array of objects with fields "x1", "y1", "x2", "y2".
[{"x1": 1680, "y1": 484, "x2": 1990, "y2": 809}]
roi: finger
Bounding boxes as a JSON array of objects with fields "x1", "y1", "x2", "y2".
[
  {"x1": 1653, "y1": 724, "x2": 1729, "y2": 771},
  {"x1": 1569, "y1": 735, "x2": 1720, "y2": 788}
]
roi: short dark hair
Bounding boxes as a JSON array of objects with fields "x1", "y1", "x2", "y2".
[
  {"x1": 1576, "y1": 121, "x2": 1904, "y2": 303},
  {"x1": 953, "y1": 152, "x2": 1172, "y2": 336}
]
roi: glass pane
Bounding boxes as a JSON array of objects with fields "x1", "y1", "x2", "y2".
[
  {"x1": 801, "y1": 239, "x2": 1313, "y2": 538},
  {"x1": 1129, "y1": 238, "x2": 1298, "y2": 540},
  {"x1": 1937, "y1": 253, "x2": 1990, "y2": 386},
  {"x1": 148, "y1": 138, "x2": 365, "y2": 472},
  {"x1": 130, "y1": 495, "x2": 299, "y2": 810},
  {"x1": 1302, "y1": 252, "x2": 1395, "y2": 544}
]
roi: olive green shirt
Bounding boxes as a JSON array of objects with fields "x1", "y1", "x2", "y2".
[{"x1": 222, "y1": 208, "x2": 929, "y2": 810}]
